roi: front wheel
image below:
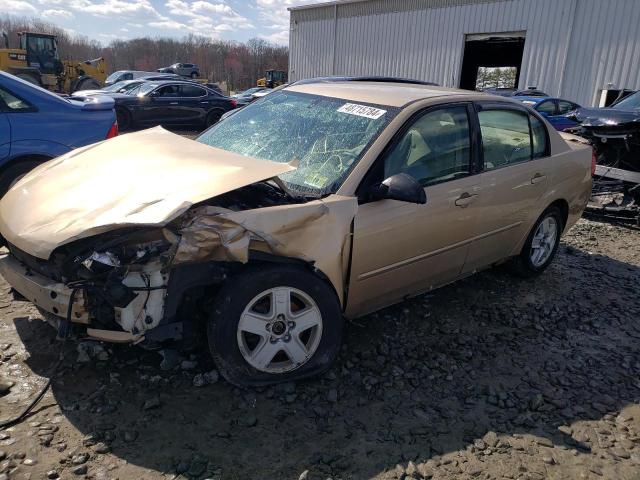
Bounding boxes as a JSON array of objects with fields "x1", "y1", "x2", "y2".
[
  {"x1": 0, "y1": 160, "x2": 43, "y2": 198},
  {"x1": 190, "y1": 72, "x2": 198, "y2": 79},
  {"x1": 510, "y1": 206, "x2": 563, "y2": 277},
  {"x1": 208, "y1": 265, "x2": 343, "y2": 387}
]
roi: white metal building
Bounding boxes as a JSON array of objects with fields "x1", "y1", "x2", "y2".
[{"x1": 288, "y1": 0, "x2": 640, "y2": 106}]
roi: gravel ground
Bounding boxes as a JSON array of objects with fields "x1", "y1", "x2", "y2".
[{"x1": 0, "y1": 217, "x2": 639, "y2": 480}]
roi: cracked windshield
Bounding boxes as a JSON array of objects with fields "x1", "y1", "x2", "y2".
[{"x1": 196, "y1": 90, "x2": 395, "y2": 195}]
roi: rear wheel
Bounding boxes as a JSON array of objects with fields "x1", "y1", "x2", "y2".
[
  {"x1": 208, "y1": 265, "x2": 343, "y2": 387},
  {"x1": 205, "y1": 109, "x2": 224, "y2": 127},
  {"x1": 510, "y1": 206, "x2": 563, "y2": 277},
  {"x1": 190, "y1": 72, "x2": 198, "y2": 79},
  {"x1": 115, "y1": 107, "x2": 132, "y2": 131},
  {"x1": 73, "y1": 77, "x2": 101, "y2": 92},
  {"x1": 0, "y1": 160, "x2": 44, "y2": 197}
]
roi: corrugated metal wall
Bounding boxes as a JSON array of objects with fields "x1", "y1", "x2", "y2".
[{"x1": 289, "y1": 0, "x2": 640, "y2": 106}]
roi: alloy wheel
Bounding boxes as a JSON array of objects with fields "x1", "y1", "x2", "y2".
[
  {"x1": 236, "y1": 287, "x2": 323, "y2": 374},
  {"x1": 530, "y1": 216, "x2": 558, "y2": 267}
]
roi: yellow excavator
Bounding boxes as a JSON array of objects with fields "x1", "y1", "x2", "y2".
[
  {"x1": 0, "y1": 31, "x2": 108, "y2": 93},
  {"x1": 257, "y1": 70, "x2": 287, "y2": 89}
]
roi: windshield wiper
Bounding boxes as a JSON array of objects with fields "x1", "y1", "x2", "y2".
[{"x1": 267, "y1": 178, "x2": 321, "y2": 201}]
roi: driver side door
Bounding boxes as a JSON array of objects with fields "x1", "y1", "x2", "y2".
[{"x1": 346, "y1": 104, "x2": 481, "y2": 317}]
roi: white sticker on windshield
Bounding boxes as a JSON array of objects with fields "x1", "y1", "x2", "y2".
[{"x1": 337, "y1": 103, "x2": 386, "y2": 119}]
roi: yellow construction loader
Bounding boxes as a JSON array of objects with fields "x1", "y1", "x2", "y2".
[
  {"x1": 257, "y1": 70, "x2": 287, "y2": 89},
  {"x1": 0, "y1": 31, "x2": 107, "y2": 93}
]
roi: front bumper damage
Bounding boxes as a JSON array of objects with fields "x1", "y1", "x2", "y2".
[
  {"x1": 0, "y1": 250, "x2": 167, "y2": 343},
  {"x1": 0, "y1": 195, "x2": 358, "y2": 346}
]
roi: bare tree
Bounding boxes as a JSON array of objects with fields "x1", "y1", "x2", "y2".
[{"x1": 0, "y1": 15, "x2": 289, "y2": 90}]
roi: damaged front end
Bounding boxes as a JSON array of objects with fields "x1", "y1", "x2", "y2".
[
  {"x1": 2, "y1": 228, "x2": 177, "y2": 343},
  {"x1": 0, "y1": 183, "x2": 357, "y2": 347},
  {"x1": 567, "y1": 108, "x2": 640, "y2": 224}
]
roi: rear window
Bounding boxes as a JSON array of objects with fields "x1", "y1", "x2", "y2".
[
  {"x1": 479, "y1": 109, "x2": 532, "y2": 169},
  {"x1": 0, "y1": 87, "x2": 31, "y2": 111},
  {"x1": 180, "y1": 85, "x2": 206, "y2": 97}
]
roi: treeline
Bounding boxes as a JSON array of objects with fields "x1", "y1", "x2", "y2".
[{"x1": 0, "y1": 16, "x2": 288, "y2": 90}]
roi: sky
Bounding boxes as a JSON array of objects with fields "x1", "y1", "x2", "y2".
[{"x1": 0, "y1": 0, "x2": 321, "y2": 45}]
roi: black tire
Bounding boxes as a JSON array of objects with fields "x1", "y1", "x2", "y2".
[
  {"x1": 190, "y1": 72, "x2": 198, "y2": 79},
  {"x1": 115, "y1": 107, "x2": 132, "y2": 131},
  {"x1": 0, "y1": 160, "x2": 43, "y2": 198},
  {"x1": 509, "y1": 206, "x2": 564, "y2": 278},
  {"x1": 205, "y1": 109, "x2": 224, "y2": 127},
  {"x1": 208, "y1": 265, "x2": 343, "y2": 387},
  {"x1": 73, "y1": 77, "x2": 101, "y2": 92}
]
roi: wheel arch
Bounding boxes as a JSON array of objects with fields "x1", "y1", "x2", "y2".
[
  {"x1": 0, "y1": 153, "x2": 52, "y2": 175},
  {"x1": 157, "y1": 251, "x2": 342, "y2": 347},
  {"x1": 511, "y1": 197, "x2": 570, "y2": 258},
  {"x1": 547, "y1": 198, "x2": 569, "y2": 232}
]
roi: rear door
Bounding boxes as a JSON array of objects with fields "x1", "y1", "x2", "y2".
[
  {"x1": 347, "y1": 104, "x2": 482, "y2": 316},
  {"x1": 462, "y1": 103, "x2": 551, "y2": 273},
  {"x1": 176, "y1": 84, "x2": 209, "y2": 123}
]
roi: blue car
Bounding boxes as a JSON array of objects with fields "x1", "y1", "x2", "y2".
[
  {"x1": 0, "y1": 72, "x2": 117, "y2": 196},
  {"x1": 517, "y1": 96, "x2": 581, "y2": 131}
]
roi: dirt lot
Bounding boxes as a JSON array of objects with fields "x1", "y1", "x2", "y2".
[{"x1": 1, "y1": 217, "x2": 639, "y2": 480}]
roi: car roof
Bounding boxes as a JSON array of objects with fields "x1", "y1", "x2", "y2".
[{"x1": 286, "y1": 81, "x2": 477, "y2": 108}]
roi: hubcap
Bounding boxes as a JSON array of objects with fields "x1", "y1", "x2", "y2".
[
  {"x1": 530, "y1": 216, "x2": 558, "y2": 267},
  {"x1": 237, "y1": 287, "x2": 323, "y2": 374}
]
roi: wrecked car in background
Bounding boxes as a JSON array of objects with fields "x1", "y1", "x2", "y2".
[
  {"x1": 0, "y1": 80, "x2": 593, "y2": 386},
  {"x1": 567, "y1": 91, "x2": 640, "y2": 223}
]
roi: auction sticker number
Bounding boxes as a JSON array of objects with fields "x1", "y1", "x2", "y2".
[{"x1": 337, "y1": 103, "x2": 386, "y2": 120}]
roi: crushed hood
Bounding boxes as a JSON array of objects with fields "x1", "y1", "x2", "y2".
[
  {"x1": 0, "y1": 127, "x2": 295, "y2": 259},
  {"x1": 569, "y1": 107, "x2": 640, "y2": 128}
]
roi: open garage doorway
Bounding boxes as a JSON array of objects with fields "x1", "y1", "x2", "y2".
[{"x1": 459, "y1": 32, "x2": 526, "y2": 91}]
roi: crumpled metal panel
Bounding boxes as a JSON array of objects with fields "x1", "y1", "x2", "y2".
[
  {"x1": 0, "y1": 127, "x2": 295, "y2": 259},
  {"x1": 174, "y1": 196, "x2": 359, "y2": 304}
]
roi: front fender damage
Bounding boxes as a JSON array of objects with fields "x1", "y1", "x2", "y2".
[
  {"x1": 173, "y1": 195, "x2": 358, "y2": 306},
  {"x1": 58, "y1": 195, "x2": 358, "y2": 342}
]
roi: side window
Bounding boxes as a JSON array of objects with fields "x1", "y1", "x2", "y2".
[
  {"x1": 383, "y1": 106, "x2": 471, "y2": 186},
  {"x1": 155, "y1": 85, "x2": 179, "y2": 97},
  {"x1": 536, "y1": 100, "x2": 556, "y2": 115},
  {"x1": 530, "y1": 114, "x2": 548, "y2": 158},
  {"x1": 180, "y1": 85, "x2": 206, "y2": 97},
  {"x1": 478, "y1": 109, "x2": 532, "y2": 170},
  {"x1": 557, "y1": 100, "x2": 577, "y2": 115},
  {"x1": 123, "y1": 73, "x2": 133, "y2": 80},
  {"x1": 0, "y1": 87, "x2": 31, "y2": 111}
]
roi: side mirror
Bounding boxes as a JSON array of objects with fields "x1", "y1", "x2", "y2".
[{"x1": 370, "y1": 173, "x2": 426, "y2": 204}]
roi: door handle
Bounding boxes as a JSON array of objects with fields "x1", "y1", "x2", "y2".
[
  {"x1": 455, "y1": 192, "x2": 479, "y2": 207},
  {"x1": 169, "y1": 102, "x2": 179, "y2": 105},
  {"x1": 531, "y1": 173, "x2": 547, "y2": 184}
]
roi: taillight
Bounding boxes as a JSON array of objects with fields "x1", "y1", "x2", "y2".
[
  {"x1": 591, "y1": 148, "x2": 597, "y2": 176},
  {"x1": 106, "y1": 121, "x2": 118, "y2": 139},
  {"x1": 230, "y1": 99, "x2": 237, "y2": 108}
]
